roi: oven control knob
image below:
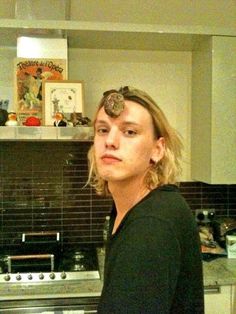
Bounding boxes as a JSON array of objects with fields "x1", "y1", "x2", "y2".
[
  {"x1": 39, "y1": 273, "x2": 44, "y2": 280},
  {"x1": 49, "y1": 272, "x2": 55, "y2": 280},
  {"x1": 4, "y1": 274, "x2": 10, "y2": 281},
  {"x1": 27, "y1": 273, "x2": 33, "y2": 280},
  {"x1": 16, "y1": 273, "x2": 21, "y2": 281},
  {"x1": 60, "y1": 271, "x2": 67, "y2": 279}
]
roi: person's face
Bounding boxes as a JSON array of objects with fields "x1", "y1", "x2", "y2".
[
  {"x1": 36, "y1": 71, "x2": 42, "y2": 78},
  {"x1": 94, "y1": 100, "x2": 164, "y2": 187}
]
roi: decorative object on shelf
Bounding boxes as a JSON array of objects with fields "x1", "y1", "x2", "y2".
[
  {"x1": 54, "y1": 112, "x2": 67, "y2": 127},
  {"x1": 14, "y1": 58, "x2": 67, "y2": 126},
  {"x1": 69, "y1": 112, "x2": 91, "y2": 127},
  {"x1": 0, "y1": 109, "x2": 8, "y2": 126},
  {"x1": 5, "y1": 112, "x2": 18, "y2": 126},
  {"x1": 43, "y1": 80, "x2": 84, "y2": 126},
  {"x1": 23, "y1": 116, "x2": 41, "y2": 126},
  {"x1": 0, "y1": 98, "x2": 10, "y2": 111}
]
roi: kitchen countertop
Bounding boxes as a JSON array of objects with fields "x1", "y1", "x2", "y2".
[
  {"x1": 0, "y1": 280, "x2": 103, "y2": 300},
  {"x1": 203, "y1": 256, "x2": 236, "y2": 286},
  {"x1": 1, "y1": 253, "x2": 236, "y2": 301}
]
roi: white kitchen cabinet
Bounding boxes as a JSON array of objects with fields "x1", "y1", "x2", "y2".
[
  {"x1": 0, "y1": 17, "x2": 235, "y2": 50},
  {"x1": 191, "y1": 36, "x2": 236, "y2": 184},
  {"x1": 204, "y1": 285, "x2": 232, "y2": 314},
  {"x1": 232, "y1": 285, "x2": 236, "y2": 314}
]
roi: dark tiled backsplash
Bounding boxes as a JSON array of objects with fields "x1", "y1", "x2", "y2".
[{"x1": 0, "y1": 142, "x2": 235, "y2": 250}]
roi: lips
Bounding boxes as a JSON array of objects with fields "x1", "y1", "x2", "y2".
[{"x1": 101, "y1": 154, "x2": 121, "y2": 164}]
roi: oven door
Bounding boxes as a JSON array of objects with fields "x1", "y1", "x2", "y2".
[{"x1": 0, "y1": 296, "x2": 99, "y2": 313}]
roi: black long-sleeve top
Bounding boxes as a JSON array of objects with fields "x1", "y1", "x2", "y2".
[{"x1": 98, "y1": 185, "x2": 204, "y2": 314}]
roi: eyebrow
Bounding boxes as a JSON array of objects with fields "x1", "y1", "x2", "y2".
[
  {"x1": 95, "y1": 119, "x2": 107, "y2": 125},
  {"x1": 95, "y1": 119, "x2": 141, "y2": 127}
]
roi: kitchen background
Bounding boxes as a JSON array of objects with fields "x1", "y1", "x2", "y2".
[
  {"x1": 0, "y1": 141, "x2": 235, "y2": 250},
  {"x1": 0, "y1": 0, "x2": 235, "y2": 250}
]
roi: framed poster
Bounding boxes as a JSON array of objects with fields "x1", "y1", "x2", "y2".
[
  {"x1": 43, "y1": 80, "x2": 84, "y2": 126},
  {"x1": 14, "y1": 58, "x2": 67, "y2": 125}
]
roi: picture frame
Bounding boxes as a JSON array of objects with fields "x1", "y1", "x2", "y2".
[
  {"x1": 14, "y1": 58, "x2": 67, "y2": 125},
  {"x1": 43, "y1": 80, "x2": 84, "y2": 126}
]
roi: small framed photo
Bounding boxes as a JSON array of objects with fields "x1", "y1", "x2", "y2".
[{"x1": 43, "y1": 80, "x2": 84, "y2": 126}]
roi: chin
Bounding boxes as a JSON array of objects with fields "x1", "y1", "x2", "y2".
[
  {"x1": 98, "y1": 171, "x2": 122, "y2": 182},
  {"x1": 99, "y1": 172, "x2": 116, "y2": 181}
]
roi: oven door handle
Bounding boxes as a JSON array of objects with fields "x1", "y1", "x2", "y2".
[
  {"x1": 7, "y1": 254, "x2": 54, "y2": 273},
  {"x1": 22, "y1": 231, "x2": 60, "y2": 242}
]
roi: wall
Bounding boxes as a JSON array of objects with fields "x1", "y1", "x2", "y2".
[
  {"x1": 0, "y1": 47, "x2": 15, "y2": 112},
  {"x1": 68, "y1": 48, "x2": 192, "y2": 184},
  {"x1": 78, "y1": 48, "x2": 191, "y2": 182},
  {"x1": 192, "y1": 36, "x2": 236, "y2": 184},
  {"x1": 0, "y1": 46, "x2": 192, "y2": 180},
  {"x1": 0, "y1": 141, "x2": 235, "y2": 251}
]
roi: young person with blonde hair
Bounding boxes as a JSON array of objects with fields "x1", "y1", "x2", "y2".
[{"x1": 88, "y1": 86, "x2": 204, "y2": 314}]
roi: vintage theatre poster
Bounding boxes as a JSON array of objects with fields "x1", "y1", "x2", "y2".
[{"x1": 14, "y1": 58, "x2": 67, "y2": 124}]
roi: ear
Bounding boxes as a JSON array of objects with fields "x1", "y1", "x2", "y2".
[{"x1": 150, "y1": 137, "x2": 165, "y2": 163}]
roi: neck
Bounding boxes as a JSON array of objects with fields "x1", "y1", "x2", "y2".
[
  {"x1": 109, "y1": 180, "x2": 151, "y2": 235},
  {"x1": 108, "y1": 180, "x2": 151, "y2": 215}
]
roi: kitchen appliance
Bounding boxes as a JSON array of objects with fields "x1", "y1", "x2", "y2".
[
  {"x1": 0, "y1": 232, "x2": 101, "y2": 313},
  {"x1": 195, "y1": 209, "x2": 215, "y2": 224},
  {"x1": 212, "y1": 217, "x2": 236, "y2": 248},
  {"x1": 0, "y1": 297, "x2": 100, "y2": 313},
  {"x1": 0, "y1": 232, "x2": 100, "y2": 283}
]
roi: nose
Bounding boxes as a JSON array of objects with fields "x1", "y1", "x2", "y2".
[{"x1": 105, "y1": 127, "x2": 119, "y2": 149}]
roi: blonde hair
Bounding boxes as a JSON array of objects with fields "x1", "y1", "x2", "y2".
[{"x1": 87, "y1": 86, "x2": 183, "y2": 196}]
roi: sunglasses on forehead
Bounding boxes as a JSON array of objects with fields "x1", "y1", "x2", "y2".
[{"x1": 103, "y1": 86, "x2": 150, "y2": 118}]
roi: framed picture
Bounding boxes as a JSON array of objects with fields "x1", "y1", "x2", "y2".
[
  {"x1": 43, "y1": 80, "x2": 84, "y2": 126},
  {"x1": 14, "y1": 58, "x2": 67, "y2": 125}
]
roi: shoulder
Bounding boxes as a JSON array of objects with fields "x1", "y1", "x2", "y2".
[
  {"x1": 124, "y1": 184, "x2": 198, "y2": 244},
  {"x1": 151, "y1": 184, "x2": 189, "y2": 209},
  {"x1": 133, "y1": 184, "x2": 192, "y2": 222}
]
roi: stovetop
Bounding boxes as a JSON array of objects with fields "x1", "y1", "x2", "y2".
[{"x1": 0, "y1": 245, "x2": 100, "y2": 283}]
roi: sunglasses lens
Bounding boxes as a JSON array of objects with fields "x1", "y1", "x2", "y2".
[{"x1": 104, "y1": 93, "x2": 125, "y2": 117}]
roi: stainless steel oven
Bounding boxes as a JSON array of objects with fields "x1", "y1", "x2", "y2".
[
  {"x1": 0, "y1": 232, "x2": 100, "y2": 283},
  {"x1": 0, "y1": 232, "x2": 103, "y2": 313},
  {"x1": 0, "y1": 296, "x2": 100, "y2": 313}
]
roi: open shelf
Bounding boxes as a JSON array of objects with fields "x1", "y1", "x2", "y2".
[{"x1": 0, "y1": 126, "x2": 94, "y2": 141}]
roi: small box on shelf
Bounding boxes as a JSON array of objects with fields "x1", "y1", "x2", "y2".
[{"x1": 226, "y1": 235, "x2": 236, "y2": 258}]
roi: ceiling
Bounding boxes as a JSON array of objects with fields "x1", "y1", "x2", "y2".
[{"x1": 0, "y1": 0, "x2": 235, "y2": 28}]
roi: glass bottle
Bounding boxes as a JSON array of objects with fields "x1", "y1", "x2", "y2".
[{"x1": 102, "y1": 216, "x2": 110, "y2": 253}]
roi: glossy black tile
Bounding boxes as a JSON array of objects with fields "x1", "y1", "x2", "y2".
[{"x1": 0, "y1": 141, "x2": 235, "y2": 250}]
